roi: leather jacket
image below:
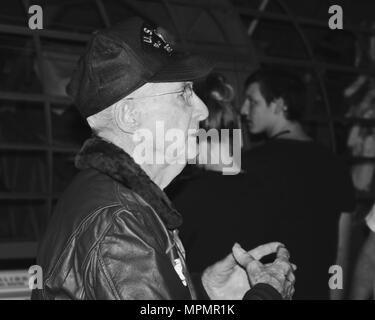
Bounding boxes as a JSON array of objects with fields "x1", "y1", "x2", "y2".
[{"x1": 32, "y1": 137, "x2": 194, "y2": 299}]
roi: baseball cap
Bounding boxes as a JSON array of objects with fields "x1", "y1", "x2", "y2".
[{"x1": 66, "y1": 16, "x2": 214, "y2": 117}]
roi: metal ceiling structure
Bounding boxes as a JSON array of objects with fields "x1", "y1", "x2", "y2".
[{"x1": 0, "y1": 0, "x2": 374, "y2": 260}]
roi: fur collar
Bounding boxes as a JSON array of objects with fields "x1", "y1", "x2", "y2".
[{"x1": 75, "y1": 136, "x2": 182, "y2": 230}]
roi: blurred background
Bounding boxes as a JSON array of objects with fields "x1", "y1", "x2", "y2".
[{"x1": 0, "y1": 0, "x2": 375, "y2": 299}]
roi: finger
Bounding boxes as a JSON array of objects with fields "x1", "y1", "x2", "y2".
[
  {"x1": 232, "y1": 243, "x2": 255, "y2": 267},
  {"x1": 290, "y1": 286, "x2": 295, "y2": 299},
  {"x1": 270, "y1": 261, "x2": 292, "y2": 277},
  {"x1": 264, "y1": 263, "x2": 272, "y2": 267},
  {"x1": 247, "y1": 242, "x2": 285, "y2": 260},
  {"x1": 218, "y1": 251, "x2": 238, "y2": 271},
  {"x1": 268, "y1": 262, "x2": 295, "y2": 286},
  {"x1": 286, "y1": 282, "x2": 295, "y2": 300},
  {"x1": 246, "y1": 259, "x2": 262, "y2": 275},
  {"x1": 280, "y1": 276, "x2": 293, "y2": 299},
  {"x1": 265, "y1": 262, "x2": 295, "y2": 270},
  {"x1": 287, "y1": 269, "x2": 295, "y2": 284},
  {"x1": 276, "y1": 246, "x2": 291, "y2": 262}
]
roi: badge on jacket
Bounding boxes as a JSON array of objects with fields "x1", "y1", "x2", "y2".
[{"x1": 173, "y1": 258, "x2": 187, "y2": 286}]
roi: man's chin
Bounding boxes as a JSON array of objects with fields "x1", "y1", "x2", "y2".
[
  {"x1": 245, "y1": 122, "x2": 256, "y2": 134},
  {"x1": 249, "y1": 125, "x2": 261, "y2": 135}
]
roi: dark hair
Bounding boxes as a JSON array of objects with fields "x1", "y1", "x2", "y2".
[
  {"x1": 244, "y1": 67, "x2": 306, "y2": 121},
  {"x1": 194, "y1": 73, "x2": 239, "y2": 131}
]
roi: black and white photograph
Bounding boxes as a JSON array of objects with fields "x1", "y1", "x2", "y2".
[{"x1": 0, "y1": 0, "x2": 374, "y2": 307}]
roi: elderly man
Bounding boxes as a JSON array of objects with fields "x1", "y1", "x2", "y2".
[{"x1": 31, "y1": 17, "x2": 295, "y2": 300}]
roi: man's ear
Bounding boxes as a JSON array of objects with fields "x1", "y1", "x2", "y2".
[
  {"x1": 114, "y1": 100, "x2": 139, "y2": 134},
  {"x1": 272, "y1": 97, "x2": 286, "y2": 115}
]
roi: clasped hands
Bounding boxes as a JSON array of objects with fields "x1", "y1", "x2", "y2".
[{"x1": 202, "y1": 242, "x2": 296, "y2": 300}]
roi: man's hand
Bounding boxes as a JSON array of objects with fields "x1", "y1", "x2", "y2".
[
  {"x1": 201, "y1": 242, "x2": 289, "y2": 300},
  {"x1": 201, "y1": 248, "x2": 249, "y2": 300},
  {"x1": 232, "y1": 243, "x2": 296, "y2": 300}
]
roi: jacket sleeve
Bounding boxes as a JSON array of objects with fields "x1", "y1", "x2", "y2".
[
  {"x1": 243, "y1": 284, "x2": 282, "y2": 300},
  {"x1": 86, "y1": 211, "x2": 189, "y2": 300},
  {"x1": 191, "y1": 273, "x2": 282, "y2": 300}
]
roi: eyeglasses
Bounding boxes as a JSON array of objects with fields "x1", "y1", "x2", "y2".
[{"x1": 125, "y1": 84, "x2": 194, "y2": 103}]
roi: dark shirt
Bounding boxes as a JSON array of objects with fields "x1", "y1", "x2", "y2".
[{"x1": 168, "y1": 139, "x2": 355, "y2": 300}]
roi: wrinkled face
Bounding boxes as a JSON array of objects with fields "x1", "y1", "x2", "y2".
[
  {"x1": 240, "y1": 82, "x2": 275, "y2": 135},
  {"x1": 134, "y1": 81, "x2": 208, "y2": 165}
]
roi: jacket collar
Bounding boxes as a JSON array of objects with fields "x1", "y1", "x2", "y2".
[{"x1": 75, "y1": 136, "x2": 182, "y2": 230}]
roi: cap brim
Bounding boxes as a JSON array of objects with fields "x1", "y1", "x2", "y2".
[{"x1": 149, "y1": 53, "x2": 215, "y2": 83}]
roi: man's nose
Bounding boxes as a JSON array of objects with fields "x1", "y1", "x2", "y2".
[
  {"x1": 192, "y1": 93, "x2": 209, "y2": 121},
  {"x1": 240, "y1": 99, "x2": 250, "y2": 117}
]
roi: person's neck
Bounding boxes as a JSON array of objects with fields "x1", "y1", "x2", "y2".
[
  {"x1": 141, "y1": 163, "x2": 184, "y2": 190},
  {"x1": 267, "y1": 119, "x2": 310, "y2": 141},
  {"x1": 99, "y1": 132, "x2": 181, "y2": 190}
]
